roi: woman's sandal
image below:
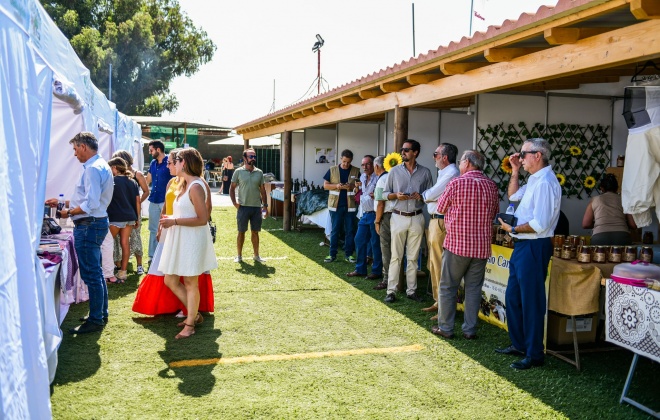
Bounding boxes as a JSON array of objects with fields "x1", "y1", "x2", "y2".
[
  {"x1": 175, "y1": 323, "x2": 195, "y2": 340},
  {"x1": 177, "y1": 313, "x2": 203, "y2": 327}
]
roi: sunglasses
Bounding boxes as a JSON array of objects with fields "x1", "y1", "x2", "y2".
[
  {"x1": 246, "y1": 155, "x2": 257, "y2": 159},
  {"x1": 433, "y1": 151, "x2": 442, "y2": 158},
  {"x1": 519, "y1": 150, "x2": 539, "y2": 159},
  {"x1": 400, "y1": 147, "x2": 412, "y2": 153}
]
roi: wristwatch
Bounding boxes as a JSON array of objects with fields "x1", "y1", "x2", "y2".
[
  {"x1": 510, "y1": 226, "x2": 517, "y2": 235},
  {"x1": 262, "y1": 203, "x2": 268, "y2": 208}
]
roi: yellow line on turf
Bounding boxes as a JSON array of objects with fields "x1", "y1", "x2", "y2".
[{"x1": 169, "y1": 344, "x2": 424, "y2": 368}]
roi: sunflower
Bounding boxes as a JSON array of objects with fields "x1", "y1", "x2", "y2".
[
  {"x1": 569, "y1": 146, "x2": 582, "y2": 156},
  {"x1": 384, "y1": 152, "x2": 402, "y2": 172},
  {"x1": 501, "y1": 156, "x2": 513, "y2": 174},
  {"x1": 556, "y1": 173, "x2": 566, "y2": 186},
  {"x1": 583, "y1": 176, "x2": 596, "y2": 189}
]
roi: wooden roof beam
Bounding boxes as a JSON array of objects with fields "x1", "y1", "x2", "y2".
[
  {"x1": 484, "y1": 47, "x2": 547, "y2": 62},
  {"x1": 631, "y1": 0, "x2": 660, "y2": 19},
  {"x1": 544, "y1": 27, "x2": 616, "y2": 45},
  {"x1": 292, "y1": 112, "x2": 304, "y2": 119},
  {"x1": 507, "y1": 82, "x2": 581, "y2": 91},
  {"x1": 282, "y1": 115, "x2": 293, "y2": 122},
  {"x1": 302, "y1": 109, "x2": 315, "y2": 116},
  {"x1": 325, "y1": 100, "x2": 343, "y2": 109},
  {"x1": 340, "y1": 96, "x2": 361, "y2": 105},
  {"x1": 406, "y1": 74, "x2": 444, "y2": 85},
  {"x1": 440, "y1": 62, "x2": 489, "y2": 75},
  {"x1": 312, "y1": 105, "x2": 328, "y2": 113},
  {"x1": 358, "y1": 89, "x2": 384, "y2": 99},
  {"x1": 380, "y1": 82, "x2": 410, "y2": 92}
]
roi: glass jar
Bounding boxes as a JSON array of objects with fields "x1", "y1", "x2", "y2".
[
  {"x1": 553, "y1": 246, "x2": 562, "y2": 258},
  {"x1": 553, "y1": 235, "x2": 565, "y2": 248},
  {"x1": 643, "y1": 231, "x2": 654, "y2": 244},
  {"x1": 577, "y1": 246, "x2": 591, "y2": 263},
  {"x1": 568, "y1": 235, "x2": 580, "y2": 247},
  {"x1": 608, "y1": 246, "x2": 622, "y2": 263},
  {"x1": 495, "y1": 227, "x2": 505, "y2": 245},
  {"x1": 617, "y1": 155, "x2": 625, "y2": 167},
  {"x1": 623, "y1": 246, "x2": 637, "y2": 262},
  {"x1": 640, "y1": 247, "x2": 653, "y2": 263},
  {"x1": 593, "y1": 246, "x2": 607, "y2": 263},
  {"x1": 561, "y1": 245, "x2": 573, "y2": 260}
]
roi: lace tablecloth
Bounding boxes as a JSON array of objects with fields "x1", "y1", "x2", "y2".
[{"x1": 605, "y1": 279, "x2": 660, "y2": 363}]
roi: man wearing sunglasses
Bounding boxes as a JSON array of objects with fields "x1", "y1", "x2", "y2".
[
  {"x1": 382, "y1": 140, "x2": 433, "y2": 303},
  {"x1": 496, "y1": 138, "x2": 561, "y2": 370},
  {"x1": 230, "y1": 148, "x2": 268, "y2": 263},
  {"x1": 146, "y1": 140, "x2": 173, "y2": 265}
]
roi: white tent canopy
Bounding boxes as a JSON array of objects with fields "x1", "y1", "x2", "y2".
[{"x1": 209, "y1": 134, "x2": 280, "y2": 147}]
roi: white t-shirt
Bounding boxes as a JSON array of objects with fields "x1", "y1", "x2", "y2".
[{"x1": 375, "y1": 172, "x2": 395, "y2": 213}]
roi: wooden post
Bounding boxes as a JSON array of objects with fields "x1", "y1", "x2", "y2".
[
  {"x1": 243, "y1": 138, "x2": 249, "y2": 151},
  {"x1": 282, "y1": 130, "x2": 292, "y2": 231},
  {"x1": 394, "y1": 105, "x2": 408, "y2": 152}
]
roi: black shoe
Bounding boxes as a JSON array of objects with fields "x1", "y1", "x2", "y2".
[
  {"x1": 384, "y1": 293, "x2": 396, "y2": 303},
  {"x1": 431, "y1": 326, "x2": 455, "y2": 338},
  {"x1": 79, "y1": 315, "x2": 108, "y2": 325},
  {"x1": 462, "y1": 333, "x2": 478, "y2": 340},
  {"x1": 495, "y1": 345, "x2": 525, "y2": 356},
  {"x1": 510, "y1": 357, "x2": 544, "y2": 370},
  {"x1": 69, "y1": 321, "x2": 104, "y2": 334},
  {"x1": 406, "y1": 292, "x2": 424, "y2": 303}
]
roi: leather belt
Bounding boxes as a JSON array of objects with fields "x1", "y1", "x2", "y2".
[
  {"x1": 73, "y1": 216, "x2": 107, "y2": 226},
  {"x1": 363, "y1": 211, "x2": 375, "y2": 214},
  {"x1": 392, "y1": 209, "x2": 423, "y2": 217},
  {"x1": 431, "y1": 214, "x2": 444, "y2": 219},
  {"x1": 511, "y1": 237, "x2": 526, "y2": 243}
]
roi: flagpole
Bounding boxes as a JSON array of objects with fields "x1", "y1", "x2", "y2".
[{"x1": 469, "y1": 0, "x2": 474, "y2": 36}]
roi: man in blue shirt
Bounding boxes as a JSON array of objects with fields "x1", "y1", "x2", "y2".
[
  {"x1": 47, "y1": 132, "x2": 114, "y2": 333},
  {"x1": 146, "y1": 140, "x2": 173, "y2": 262}
]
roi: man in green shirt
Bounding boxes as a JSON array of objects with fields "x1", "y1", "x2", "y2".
[{"x1": 230, "y1": 148, "x2": 268, "y2": 263}]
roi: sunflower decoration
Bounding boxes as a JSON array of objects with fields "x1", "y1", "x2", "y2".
[
  {"x1": 583, "y1": 176, "x2": 597, "y2": 189},
  {"x1": 556, "y1": 173, "x2": 566, "y2": 186},
  {"x1": 501, "y1": 156, "x2": 513, "y2": 174},
  {"x1": 569, "y1": 145, "x2": 582, "y2": 156},
  {"x1": 384, "y1": 152, "x2": 403, "y2": 172}
]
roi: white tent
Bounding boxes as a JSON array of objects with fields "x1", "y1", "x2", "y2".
[
  {"x1": 208, "y1": 134, "x2": 281, "y2": 147},
  {"x1": 0, "y1": 0, "x2": 141, "y2": 417}
]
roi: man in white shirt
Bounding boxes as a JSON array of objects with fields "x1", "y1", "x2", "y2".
[
  {"x1": 496, "y1": 138, "x2": 561, "y2": 370},
  {"x1": 374, "y1": 156, "x2": 394, "y2": 291},
  {"x1": 421, "y1": 143, "x2": 459, "y2": 319}
]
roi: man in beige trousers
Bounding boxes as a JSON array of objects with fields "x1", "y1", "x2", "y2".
[{"x1": 421, "y1": 143, "x2": 459, "y2": 319}]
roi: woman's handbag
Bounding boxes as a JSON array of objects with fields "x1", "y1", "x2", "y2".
[{"x1": 209, "y1": 219, "x2": 217, "y2": 243}]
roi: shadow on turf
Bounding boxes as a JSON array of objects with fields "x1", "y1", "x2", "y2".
[
  {"x1": 235, "y1": 260, "x2": 276, "y2": 278},
  {"x1": 135, "y1": 315, "x2": 222, "y2": 397},
  {"x1": 266, "y1": 226, "x2": 660, "y2": 419}
]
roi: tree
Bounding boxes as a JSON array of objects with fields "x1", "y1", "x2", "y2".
[{"x1": 41, "y1": 0, "x2": 216, "y2": 116}]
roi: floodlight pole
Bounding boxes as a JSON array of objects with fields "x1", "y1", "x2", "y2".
[
  {"x1": 317, "y1": 48, "x2": 321, "y2": 95},
  {"x1": 469, "y1": 0, "x2": 474, "y2": 36}
]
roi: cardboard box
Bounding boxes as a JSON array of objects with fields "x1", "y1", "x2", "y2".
[{"x1": 547, "y1": 311, "x2": 599, "y2": 346}]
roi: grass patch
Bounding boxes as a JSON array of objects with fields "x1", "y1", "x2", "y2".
[{"x1": 51, "y1": 209, "x2": 659, "y2": 419}]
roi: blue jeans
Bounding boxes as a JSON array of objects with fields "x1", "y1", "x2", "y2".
[
  {"x1": 148, "y1": 201, "x2": 165, "y2": 258},
  {"x1": 73, "y1": 217, "x2": 109, "y2": 325},
  {"x1": 355, "y1": 212, "x2": 382, "y2": 275},
  {"x1": 329, "y1": 206, "x2": 355, "y2": 259}
]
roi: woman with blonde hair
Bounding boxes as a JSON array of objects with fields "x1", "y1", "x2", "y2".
[
  {"x1": 158, "y1": 147, "x2": 217, "y2": 339},
  {"x1": 106, "y1": 157, "x2": 140, "y2": 282},
  {"x1": 112, "y1": 150, "x2": 149, "y2": 275},
  {"x1": 222, "y1": 155, "x2": 234, "y2": 195},
  {"x1": 133, "y1": 148, "x2": 215, "y2": 317}
]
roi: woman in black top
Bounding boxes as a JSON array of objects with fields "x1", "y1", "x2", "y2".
[{"x1": 107, "y1": 157, "x2": 140, "y2": 282}]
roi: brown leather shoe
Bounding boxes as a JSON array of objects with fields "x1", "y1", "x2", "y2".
[
  {"x1": 463, "y1": 333, "x2": 478, "y2": 340},
  {"x1": 431, "y1": 326, "x2": 454, "y2": 338},
  {"x1": 346, "y1": 271, "x2": 367, "y2": 277},
  {"x1": 421, "y1": 303, "x2": 438, "y2": 312},
  {"x1": 365, "y1": 273, "x2": 383, "y2": 280},
  {"x1": 430, "y1": 315, "x2": 438, "y2": 321},
  {"x1": 373, "y1": 281, "x2": 387, "y2": 290}
]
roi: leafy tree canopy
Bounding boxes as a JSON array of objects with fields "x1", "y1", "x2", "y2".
[{"x1": 41, "y1": 0, "x2": 216, "y2": 116}]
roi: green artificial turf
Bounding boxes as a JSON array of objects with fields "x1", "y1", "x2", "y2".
[{"x1": 51, "y1": 208, "x2": 659, "y2": 419}]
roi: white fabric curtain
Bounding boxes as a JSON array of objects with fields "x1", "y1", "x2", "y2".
[{"x1": 0, "y1": 12, "x2": 53, "y2": 419}]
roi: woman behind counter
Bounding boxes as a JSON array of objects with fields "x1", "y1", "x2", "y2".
[{"x1": 582, "y1": 173, "x2": 637, "y2": 245}]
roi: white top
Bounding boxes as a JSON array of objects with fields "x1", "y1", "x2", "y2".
[
  {"x1": 509, "y1": 165, "x2": 562, "y2": 239},
  {"x1": 375, "y1": 173, "x2": 395, "y2": 213},
  {"x1": 422, "y1": 164, "x2": 459, "y2": 214}
]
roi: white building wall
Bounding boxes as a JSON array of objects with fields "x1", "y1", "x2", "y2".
[
  {"x1": 302, "y1": 127, "x2": 336, "y2": 185},
  {"x1": 337, "y1": 121, "x2": 380, "y2": 165}
]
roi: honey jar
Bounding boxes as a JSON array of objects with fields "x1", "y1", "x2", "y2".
[
  {"x1": 553, "y1": 235, "x2": 565, "y2": 248},
  {"x1": 608, "y1": 246, "x2": 622, "y2": 263},
  {"x1": 577, "y1": 246, "x2": 591, "y2": 263},
  {"x1": 592, "y1": 246, "x2": 607, "y2": 263},
  {"x1": 640, "y1": 246, "x2": 654, "y2": 263},
  {"x1": 561, "y1": 245, "x2": 573, "y2": 260},
  {"x1": 553, "y1": 246, "x2": 562, "y2": 258},
  {"x1": 623, "y1": 246, "x2": 637, "y2": 262}
]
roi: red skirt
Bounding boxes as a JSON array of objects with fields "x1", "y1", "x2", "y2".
[{"x1": 132, "y1": 273, "x2": 214, "y2": 315}]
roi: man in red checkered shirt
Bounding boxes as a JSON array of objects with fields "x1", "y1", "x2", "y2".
[{"x1": 431, "y1": 150, "x2": 499, "y2": 339}]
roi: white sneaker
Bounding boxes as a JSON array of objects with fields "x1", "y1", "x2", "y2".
[
  {"x1": 253, "y1": 255, "x2": 265, "y2": 263},
  {"x1": 175, "y1": 310, "x2": 186, "y2": 318},
  {"x1": 234, "y1": 256, "x2": 242, "y2": 263},
  {"x1": 136, "y1": 265, "x2": 145, "y2": 275}
]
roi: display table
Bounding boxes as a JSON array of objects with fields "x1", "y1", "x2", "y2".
[
  {"x1": 605, "y1": 279, "x2": 660, "y2": 417},
  {"x1": 267, "y1": 183, "x2": 285, "y2": 218}
]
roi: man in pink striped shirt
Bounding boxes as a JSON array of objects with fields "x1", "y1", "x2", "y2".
[{"x1": 431, "y1": 150, "x2": 499, "y2": 339}]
